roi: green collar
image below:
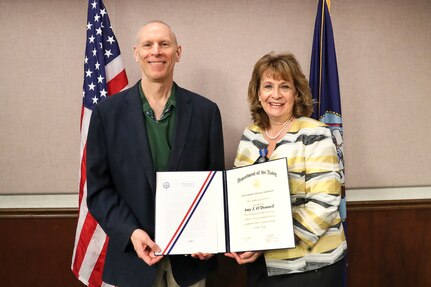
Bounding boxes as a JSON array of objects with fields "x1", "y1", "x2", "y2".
[{"x1": 139, "y1": 82, "x2": 176, "y2": 121}]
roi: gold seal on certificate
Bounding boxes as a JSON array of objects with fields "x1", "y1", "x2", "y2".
[{"x1": 155, "y1": 158, "x2": 295, "y2": 255}]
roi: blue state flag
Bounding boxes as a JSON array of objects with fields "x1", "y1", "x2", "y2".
[
  {"x1": 309, "y1": 2, "x2": 347, "y2": 285},
  {"x1": 309, "y1": 0, "x2": 346, "y2": 221}
]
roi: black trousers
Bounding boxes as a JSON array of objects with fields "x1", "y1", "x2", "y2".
[{"x1": 246, "y1": 256, "x2": 346, "y2": 287}]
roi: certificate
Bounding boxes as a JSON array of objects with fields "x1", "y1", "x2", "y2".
[{"x1": 155, "y1": 158, "x2": 295, "y2": 255}]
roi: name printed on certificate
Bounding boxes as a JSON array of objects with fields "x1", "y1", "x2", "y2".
[{"x1": 225, "y1": 159, "x2": 295, "y2": 252}]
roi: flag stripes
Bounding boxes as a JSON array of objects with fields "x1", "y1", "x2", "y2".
[{"x1": 72, "y1": 0, "x2": 128, "y2": 286}]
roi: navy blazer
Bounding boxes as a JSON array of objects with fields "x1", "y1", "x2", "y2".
[{"x1": 87, "y1": 81, "x2": 225, "y2": 287}]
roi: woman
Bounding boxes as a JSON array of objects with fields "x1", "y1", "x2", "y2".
[{"x1": 225, "y1": 52, "x2": 347, "y2": 286}]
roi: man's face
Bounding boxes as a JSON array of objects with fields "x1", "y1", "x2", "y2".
[{"x1": 134, "y1": 23, "x2": 182, "y2": 83}]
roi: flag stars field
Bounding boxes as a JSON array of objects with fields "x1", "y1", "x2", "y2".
[
  {"x1": 90, "y1": 1, "x2": 97, "y2": 9},
  {"x1": 104, "y1": 49, "x2": 113, "y2": 58},
  {"x1": 100, "y1": 89, "x2": 107, "y2": 98},
  {"x1": 107, "y1": 36, "x2": 115, "y2": 44},
  {"x1": 85, "y1": 69, "x2": 93, "y2": 77}
]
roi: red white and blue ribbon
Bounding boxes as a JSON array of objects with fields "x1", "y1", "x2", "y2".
[{"x1": 162, "y1": 171, "x2": 218, "y2": 255}]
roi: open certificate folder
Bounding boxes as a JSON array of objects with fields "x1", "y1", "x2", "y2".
[{"x1": 155, "y1": 158, "x2": 295, "y2": 255}]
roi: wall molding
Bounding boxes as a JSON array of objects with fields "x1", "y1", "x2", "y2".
[
  {"x1": 0, "y1": 193, "x2": 78, "y2": 209},
  {"x1": 346, "y1": 186, "x2": 431, "y2": 201},
  {"x1": 0, "y1": 186, "x2": 430, "y2": 211},
  {"x1": 347, "y1": 199, "x2": 431, "y2": 211},
  {"x1": 0, "y1": 208, "x2": 77, "y2": 218}
]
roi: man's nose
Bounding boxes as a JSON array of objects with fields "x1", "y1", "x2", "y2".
[{"x1": 151, "y1": 44, "x2": 161, "y2": 55}]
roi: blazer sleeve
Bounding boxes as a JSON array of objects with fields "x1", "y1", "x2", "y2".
[
  {"x1": 208, "y1": 104, "x2": 225, "y2": 170},
  {"x1": 292, "y1": 126, "x2": 342, "y2": 248},
  {"x1": 86, "y1": 105, "x2": 141, "y2": 250}
]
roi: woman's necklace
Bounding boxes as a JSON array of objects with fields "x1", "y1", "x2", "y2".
[{"x1": 265, "y1": 116, "x2": 293, "y2": 140}]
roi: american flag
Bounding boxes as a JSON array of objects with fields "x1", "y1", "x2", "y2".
[{"x1": 72, "y1": 0, "x2": 128, "y2": 286}]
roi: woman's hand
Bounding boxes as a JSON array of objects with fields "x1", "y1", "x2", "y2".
[
  {"x1": 130, "y1": 229, "x2": 163, "y2": 266},
  {"x1": 225, "y1": 251, "x2": 263, "y2": 264}
]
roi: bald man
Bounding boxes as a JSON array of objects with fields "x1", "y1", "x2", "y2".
[{"x1": 87, "y1": 21, "x2": 225, "y2": 287}]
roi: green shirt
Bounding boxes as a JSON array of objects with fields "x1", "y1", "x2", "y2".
[{"x1": 139, "y1": 82, "x2": 176, "y2": 171}]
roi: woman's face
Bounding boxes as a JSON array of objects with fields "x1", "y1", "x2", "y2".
[{"x1": 258, "y1": 71, "x2": 296, "y2": 123}]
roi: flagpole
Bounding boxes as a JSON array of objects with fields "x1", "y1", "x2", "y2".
[{"x1": 318, "y1": 0, "x2": 325, "y2": 118}]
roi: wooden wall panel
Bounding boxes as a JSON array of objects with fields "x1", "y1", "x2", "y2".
[
  {"x1": 346, "y1": 200, "x2": 431, "y2": 287},
  {"x1": 0, "y1": 209, "x2": 245, "y2": 287},
  {"x1": 1, "y1": 201, "x2": 430, "y2": 286},
  {"x1": 0, "y1": 211, "x2": 83, "y2": 287}
]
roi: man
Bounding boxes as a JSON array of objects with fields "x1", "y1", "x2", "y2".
[{"x1": 86, "y1": 21, "x2": 225, "y2": 287}]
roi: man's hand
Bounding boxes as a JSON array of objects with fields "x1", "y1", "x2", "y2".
[
  {"x1": 130, "y1": 229, "x2": 163, "y2": 266},
  {"x1": 224, "y1": 251, "x2": 263, "y2": 264}
]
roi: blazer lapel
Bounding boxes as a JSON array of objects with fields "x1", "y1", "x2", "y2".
[
  {"x1": 169, "y1": 85, "x2": 192, "y2": 171},
  {"x1": 124, "y1": 83, "x2": 156, "y2": 192}
]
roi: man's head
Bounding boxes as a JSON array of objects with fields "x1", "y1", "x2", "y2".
[{"x1": 134, "y1": 21, "x2": 182, "y2": 83}]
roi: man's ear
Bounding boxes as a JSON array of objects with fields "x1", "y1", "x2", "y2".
[
  {"x1": 176, "y1": 45, "x2": 182, "y2": 63},
  {"x1": 133, "y1": 46, "x2": 139, "y2": 63}
]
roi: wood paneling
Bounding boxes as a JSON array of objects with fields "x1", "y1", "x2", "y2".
[
  {"x1": 0, "y1": 209, "x2": 245, "y2": 287},
  {"x1": 346, "y1": 200, "x2": 431, "y2": 287},
  {"x1": 0, "y1": 210, "x2": 83, "y2": 287},
  {"x1": 1, "y1": 200, "x2": 430, "y2": 286}
]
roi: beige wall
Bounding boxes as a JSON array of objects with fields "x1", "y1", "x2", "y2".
[{"x1": 1, "y1": 0, "x2": 430, "y2": 195}]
